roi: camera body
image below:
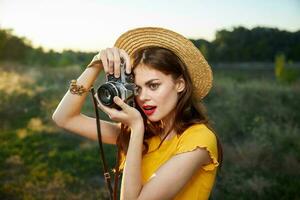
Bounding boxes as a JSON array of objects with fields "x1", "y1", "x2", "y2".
[{"x1": 95, "y1": 58, "x2": 137, "y2": 110}]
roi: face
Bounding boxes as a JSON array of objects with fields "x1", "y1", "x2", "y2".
[{"x1": 134, "y1": 64, "x2": 185, "y2": 122}]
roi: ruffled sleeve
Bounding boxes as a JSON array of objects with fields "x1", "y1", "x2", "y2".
[{"x1": 174, "y1": 124, "x2": 219, "y2": 171}]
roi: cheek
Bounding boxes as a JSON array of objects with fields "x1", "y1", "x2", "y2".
[
  {"x1": 135, "y1": 97, "x2": 142, "y2": 108},
  {"x1": 155, "y1": 87, "x2": 179, "y2": 108},
  {"x1": 156, "y1": 89, "x2": 173, "y2": 100}
]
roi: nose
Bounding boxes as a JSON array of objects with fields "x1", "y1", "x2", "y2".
[{"x1": 137, "y1": 88, "x2": 150, "y2": 102}]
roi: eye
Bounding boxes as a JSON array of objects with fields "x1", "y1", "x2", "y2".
[{"x1": 149, "y1": 83, "x2": 160, "y2": 90}]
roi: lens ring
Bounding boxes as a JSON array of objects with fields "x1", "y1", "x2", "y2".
[{"x1": 97, "y1": 82, "x2": 119, "y2": 106}]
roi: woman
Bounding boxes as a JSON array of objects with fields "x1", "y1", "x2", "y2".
[{"x1": 52, "y1": 27, "x2": 222, "y2": 200}]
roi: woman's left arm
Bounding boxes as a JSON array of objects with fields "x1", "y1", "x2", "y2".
[
  {"x1": 99, "y1": 97, "x2": 212, "y2": 200},
  {"x1": 97, "y1": 96, "x2": 146, "y2": 199}
]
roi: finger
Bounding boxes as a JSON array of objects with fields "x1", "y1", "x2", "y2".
[
  {"x1": 112, "y1": 47, "x2": 121, "y2": 78},
  {"x1": 97, "y1": 100, "x2": 119, "y2": 117},
  {"x1": 96, "y1": 100, "x2": 111, "y2": 114},
  {"x1": 119, "y1": 49, "x2": 131, "y2": 74},
  {"x1": 100, "y1": 50, "x2": 109, "y2": 73},
  {"x1": 113, "y1": 96, "x2": 129, "y2": 111},
  {"x1": 106, "y1": 48, "x2": 114, "y2": 75},
  {"x1": 97, "y1": 100, "x2": 129, "y2": 122}
]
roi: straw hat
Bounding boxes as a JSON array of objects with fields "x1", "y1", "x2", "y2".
[{"x1": 114, "y1": 27, "x2": 212, "y2": 100}]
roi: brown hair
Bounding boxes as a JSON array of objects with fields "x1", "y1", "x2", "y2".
[{"x1": 114, "y1": 47, "x2": 223, "y2": 183}]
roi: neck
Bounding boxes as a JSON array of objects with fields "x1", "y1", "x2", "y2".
[
  {"x1": 160, "y1": 129, "x2": 176, "y2": 141},
  {"x1": 160, "y1": 114, "x2": 176, "y2": 140}
]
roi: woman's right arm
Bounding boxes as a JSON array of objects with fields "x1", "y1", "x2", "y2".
[{"x1": 52, "y1": 55, "x2": 120, "y2": 145}]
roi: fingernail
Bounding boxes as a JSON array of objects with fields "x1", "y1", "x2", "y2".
[{"x1": 113, "y1": 96, "x2": 119, "y2": 102}]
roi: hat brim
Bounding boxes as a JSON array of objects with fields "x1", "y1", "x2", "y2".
[{"x1": 114, "y1": 27, "x2": 212, "y2": 99}]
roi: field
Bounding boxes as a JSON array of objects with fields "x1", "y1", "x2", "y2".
[{"x1": 0, "y1": 63, "x2": 299, "y2": 200}]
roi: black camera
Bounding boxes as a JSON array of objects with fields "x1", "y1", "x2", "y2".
[{"x1": 95, "y1": 58, "x2": 137, "y2": 110}]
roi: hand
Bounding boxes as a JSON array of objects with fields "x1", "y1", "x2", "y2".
[
  {"x1": 87, "y1": 47, "x2": 131, "y2": 77},
  {"x1": 98, "y1": 96, "x2": 144, "y2": 130}
]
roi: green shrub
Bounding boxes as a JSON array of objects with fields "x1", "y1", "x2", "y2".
[{"x1": 275, "y1": 54, "x2": 300, "y2": 84}]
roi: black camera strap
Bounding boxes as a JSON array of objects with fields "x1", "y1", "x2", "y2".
[{"x1": 90, "y1": 87, "x2": 115, "y2": 200}]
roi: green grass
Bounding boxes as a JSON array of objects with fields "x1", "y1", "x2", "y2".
[{"x1": 0, "y1": 62, "x2": 299, "y2": 199}]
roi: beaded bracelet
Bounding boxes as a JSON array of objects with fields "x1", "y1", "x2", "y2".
[{"x1": 69, "y1": 79, "x2": 90, "y2": 96}]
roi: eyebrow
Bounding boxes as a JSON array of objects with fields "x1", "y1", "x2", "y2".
[{"x1": 136, "y1": 79, "x2": 160, "y2": 87}]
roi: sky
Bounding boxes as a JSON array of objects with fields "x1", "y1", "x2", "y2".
[{"x1": 0, "y1": 0, "x2": 299, "y2": 52}]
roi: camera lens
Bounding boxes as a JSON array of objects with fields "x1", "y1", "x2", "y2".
[{"x1": 97, "y1": 83, "x2": 119, "y2": 106}]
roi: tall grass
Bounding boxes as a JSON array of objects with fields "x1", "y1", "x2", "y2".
[{"x1": 0, "y1": 62, "x2": 299, "y2": 199}]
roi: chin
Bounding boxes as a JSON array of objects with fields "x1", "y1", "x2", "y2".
[
  {"x1": 146, "y1": 114, "x2": 163, "y2": 122},
  {"x1": 147, "y1": 117, "x2": 160, "y2": 122}
]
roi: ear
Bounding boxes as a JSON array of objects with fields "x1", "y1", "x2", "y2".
[{"x1": 175, "y1": 76, "x2": 185, "y2": 93}]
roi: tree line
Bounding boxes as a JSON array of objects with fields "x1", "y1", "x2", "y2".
[
  {"x1": 191, "y1": 26, "x2": 300, "y2": 62},
  {"x1": 0, "y1": 29, "x2": 93, "y2": 67},
  {"x1": 0, "y1": 26, "x2": 299, "y2": 67}
]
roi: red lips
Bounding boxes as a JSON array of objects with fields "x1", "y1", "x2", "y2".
[{"x1": 142, "y1": 105, "x2": 157, "y2": 116}]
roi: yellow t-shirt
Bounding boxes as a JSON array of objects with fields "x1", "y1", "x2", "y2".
[{"x1": 119, "y1": 124, "x2": 219, "y2": 200}]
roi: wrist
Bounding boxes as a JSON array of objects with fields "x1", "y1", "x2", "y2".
[
  {"x1": 130, "y1": 120, "x2": 144, "y2": 136},
  {"x1": 86, "y1": 63, "x2": 102, "y2": 73},
  {"x1": 87, "y1": 54, "x2": 103, "y2": 70}
]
